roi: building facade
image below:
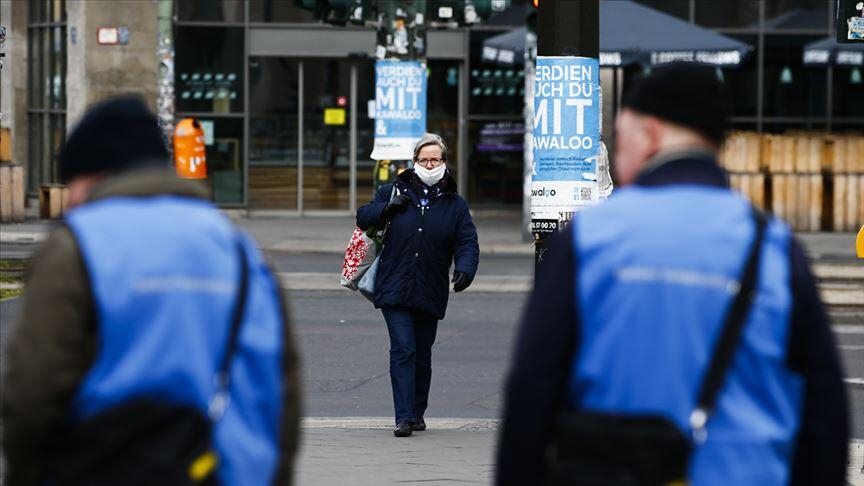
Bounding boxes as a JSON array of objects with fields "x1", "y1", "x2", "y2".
[{"x1": 2, "y1": 0, "x2": 860, "y2": 213}]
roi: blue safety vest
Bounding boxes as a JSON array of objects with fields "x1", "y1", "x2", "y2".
[
  {"x1": 570, "y1": 185, "x2": 804, "y2": 485},
  {"x1": 66, "y1": 196, "x2": 284, "y2": 485}
]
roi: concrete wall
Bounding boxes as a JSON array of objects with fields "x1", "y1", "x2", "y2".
[
  {"x1": 1, "y1": 0, "x2": 159, "y2": 194},
  {"x1": 1, "y1": 0, "x2": 31, "y2": 167},
  {"x1": 66, "y1": 0, "x2": 159, "y2": 127}
]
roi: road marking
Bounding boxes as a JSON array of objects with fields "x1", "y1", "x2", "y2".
[
  {"x1": 845, "y1": 378, "x2": 864, "y2": 387},
  {"x1": 834, "y1": 325, "x2": 864, "y2": 335},
  {"x1": 279, "y1": 273, "x2": 531, "y2": 293},
  {"x1": 302, "y1": 417, "x2": 500, "y2": 430},
  {"x1": 840, "y1": 345, "x2": 864, "y2": 351}
]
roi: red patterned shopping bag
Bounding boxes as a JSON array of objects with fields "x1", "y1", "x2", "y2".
[{"x1": 340, "y1": 227, "x2": 379, "y2": 290}]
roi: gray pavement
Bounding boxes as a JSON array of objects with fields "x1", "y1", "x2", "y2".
[
  {"x1": 3, "y1": 213, "x2": 861, "y2": 259},
  {"x1": 2, "y1": 215, "x2": 863, "y2": 484}
]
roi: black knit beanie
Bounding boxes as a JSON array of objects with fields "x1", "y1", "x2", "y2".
[
  {"x1": 621, "y1": 62, "x2": 733, "y2": 146},
  {"x1": 59, "y1": 96, "x2": 169, "y2": 182}
]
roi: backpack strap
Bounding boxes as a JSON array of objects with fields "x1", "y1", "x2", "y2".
[
  {"x1": 208, "y1": 236, "x2": 251, "y2": 420},
  {"x1": 689, "y1": 207, "x2": 768, "y2": 443}
]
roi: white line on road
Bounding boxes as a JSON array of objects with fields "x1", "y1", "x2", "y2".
[
  {"x1": 302, "y1": 417, "x2": 500, "y2": 430},
  {"x1": 835, "y1": 325, "x2": 864, "y2": 335}
]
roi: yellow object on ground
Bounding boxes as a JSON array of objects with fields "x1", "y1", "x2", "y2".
[{"x1": 857, "y1": 226, "x2": 864, "y2": 259}]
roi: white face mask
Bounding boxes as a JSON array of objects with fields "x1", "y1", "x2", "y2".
[{"x1": 414, "y1": 163, "x2": 446, "y2": 186}]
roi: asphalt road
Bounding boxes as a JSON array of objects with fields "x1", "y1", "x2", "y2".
[{"x1": 0, "y1": 250, "x2": 861, "y2": 440}]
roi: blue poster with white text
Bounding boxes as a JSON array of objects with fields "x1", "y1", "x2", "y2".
[
  {"x1": 531, "y1": 56, "x2": 601, "y2": 215},
  {"x1": 370, "y1": 60, "x2": 427, "y2": 160}
]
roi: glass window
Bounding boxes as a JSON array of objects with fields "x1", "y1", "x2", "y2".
[
  {"x1": 249, "y1": 0, "x2": 316, "y2": 23},
  {"x1": 175, "y1": 26, "x2": 244, "y2": 114},
  {"x1": 427, "y1": 60, "x2": 461, "y2": 183},
  {"x1": 27, "y1": 0, "x2": 66, "y2": 192},
  {"x1": 762, "y1": 35, "x2": 827, "y2": 118},
  {"x1": 177, "y1": 0, "x2": 244, "y2": 22},
  {"x1": 633, "y1": 0, "x2": 689, "y2": 21},
  {"x1": 763, "y1": 121, "x2": 827, "y2": 134},
  {"x1": 302, "y1": 59, "x2": 352, "y2": 211},
  {"x1": 484, "y1": 1, "x2": 530, "y2": 27},
  {"x1": 469, "y1": 32, "x2": 525, "y2": 116},
  {"x1": 763, "y1": 1, "x2": 829, "y2": 31},
  {"x1": 194, "y1": 117, "x2": 245, "y2": 204},
  {"x1": 833, "y1": 67, "x2": 864, "y2": 119},
  {"x1": 695, "y1": 0, "x2": 760, "y2": 28},
  {"x1": 355, "y1": 61, "x2": 377, "y2": 208},
  {"x1": 467, "y1": 121, "x2": 524, "y2": 205},
  {"x1": 248, "y1": 57, "x2": 300, "y2": 209},
  {"x1": 721, "y1": 35, "x2": 758, "y2": 117}
]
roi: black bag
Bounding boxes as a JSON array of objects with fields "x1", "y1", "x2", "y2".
[
  {"x1": 547, "y1": 209, "x2": 768, "y2": 486},
  {"x1": 47, "y1": 239, "x2": 251, "y2": 486}
]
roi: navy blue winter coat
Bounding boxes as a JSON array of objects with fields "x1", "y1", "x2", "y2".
[{"x1": 356, "y1": 169, "x2": 479, "y2": 319}]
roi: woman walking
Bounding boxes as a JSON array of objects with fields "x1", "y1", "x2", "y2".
[{"x1": 357, "y1": 133, "x2": 479, "y2": 437}]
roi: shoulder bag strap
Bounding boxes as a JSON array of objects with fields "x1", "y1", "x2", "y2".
[
  {"x1": 209, "y1": 236, "x2": 251, "y2": 421},
  {"x1": 380, "y1": 183, "x2": 400, "y2": 239},
  {"x1": 689, "y1": 207, "x2": 767, "y2": 443}
]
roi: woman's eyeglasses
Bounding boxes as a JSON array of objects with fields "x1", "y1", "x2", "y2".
[{"x1": 416, "y1": 158, "x2": 444, "y2": 167}]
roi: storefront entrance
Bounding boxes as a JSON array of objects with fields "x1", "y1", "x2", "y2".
[{"x1": 245, "y1": 43, "x2": 463, "y2": 213}]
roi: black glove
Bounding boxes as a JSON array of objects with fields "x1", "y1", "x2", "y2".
[
  {"x1": 381, "y1": 194, "x2": 412, "y2": 220},
  {"x1": 452, "y1": 271, "x2": 472, "y2": 293}
]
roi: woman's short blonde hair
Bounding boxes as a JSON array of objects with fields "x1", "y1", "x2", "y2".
[{"x1": 413, "y1": 133, "x2": 448, "y2": 162}]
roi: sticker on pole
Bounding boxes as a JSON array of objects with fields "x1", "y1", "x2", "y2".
[
  {"x1": 532, "y1": 56, "x2": 601, "y2": 214},
  {"x1": 370, "y1": 60, "x2": 427, "y2": 160}
]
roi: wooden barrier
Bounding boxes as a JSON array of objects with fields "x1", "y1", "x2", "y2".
[
  {"x1": 771, "y1": 174, "x2": 823, "y2": 232},
  {"x1": 720, "y1": 132, "x2": 762, "y2": 172},
  {"x1": 38, "y1": 184, "x2": 69, "y2": 220},
  {"x1": 833, "y1": 174, "x2": 864, "y2": 232},
  {"x1": 0, "y1": 128, "x2": 11, "y2": 163},
  {"x1": 728, "y1": 173, "x2": 766, "y2": 211},
  {"x1": 0, "y1": 164, "x2": 26, "y2": 223},
  {"x1": 829, "y1": 135, "x2": 864, "y2": 174},
  {"x1": 763, "y1": 135, "x2": 796, "y2": 174}
]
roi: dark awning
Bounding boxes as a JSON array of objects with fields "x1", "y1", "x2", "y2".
[
  {"x1": 803, "y1": 36, "x2": 864, "y2": 66},
  {"x1": 482, "y1": 0, "x2": 752, "y2": 68}
]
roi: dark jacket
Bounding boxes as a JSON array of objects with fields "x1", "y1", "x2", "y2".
[
  {"x1": 496, "y1": 153, "x2": 848, "y2": 485},
  {"x1": 1, "y1": 169, "x2": 301, "y2": 486},
  {"x1": 356, "y1": 169, "x2": 479, "y2": 319}
]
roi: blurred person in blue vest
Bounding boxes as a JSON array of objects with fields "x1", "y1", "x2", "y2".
[
  {"x1": 356, "y1": 133, "x2": 479, "y2": 438},
  {"x1": 496, "y1": 64, "x2": 848, "y2": 485},
  {"x1": 1, "y1": 97, "x2": 300, "y2": 485}
]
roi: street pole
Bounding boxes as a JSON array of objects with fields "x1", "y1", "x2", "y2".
[
  {"x1": 532, "y1": 0, "x2": 599, "y2": 268},
  {"x1": 156, "y1": 0, "x2": 175, "y2": 160}
]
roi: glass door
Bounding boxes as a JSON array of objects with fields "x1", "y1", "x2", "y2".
[
  {"x1": 248, "y1": 57, "x2": 300, "y2": 210},
  {"x1": 302, "y1": 59, "x2": 352, "y2": 211}
]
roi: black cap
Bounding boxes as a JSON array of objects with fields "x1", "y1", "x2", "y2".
[
  {"x1": 59, "y1": 96, "x2": 168, "y2": 183},
  {"x1": 621, "y1": 63, "x2": 733, "y2": 146}
]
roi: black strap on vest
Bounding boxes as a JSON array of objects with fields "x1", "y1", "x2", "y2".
[
  {"x1": 209, "y1": 238, "x2": 251, "y2": 420},
  {"x1": 690, "y1": 207, "x2": 767, "y2": 442}
]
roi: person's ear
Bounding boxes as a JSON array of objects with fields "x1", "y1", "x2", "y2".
[{"x1": 642, "y1": 116, "x2": 664, "y2": 158}]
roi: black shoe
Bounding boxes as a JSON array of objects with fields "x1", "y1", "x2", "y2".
[
  {"x1": 394, "y1": 421, "x2": 413, "y2": 437},
  {"x1": 411, "y1": 417, "x2": 426, "y2": 431}
]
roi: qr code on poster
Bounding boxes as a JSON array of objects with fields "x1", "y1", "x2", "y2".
[{"x1": 578, "y1": 186, "x2": 592, "y2": 201}]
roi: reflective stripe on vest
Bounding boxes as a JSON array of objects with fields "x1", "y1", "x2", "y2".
[
  {"x1": 66, "y1": 196, "x2": 283, "y2": 485},
  {"x1": 571, "y1": 186, "x2": 803, "y2": 485}
]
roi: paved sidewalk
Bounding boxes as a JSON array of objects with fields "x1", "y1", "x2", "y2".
[
  {"x1": 0, "y1": 214, "x2": 534, "y2": 255},
  {"x1": 297, "y1": 418, "x2": 497, "y2": 486},
  {"x1": 295, "y1": 421, "x2": 864, "y2": 486},
  {"x1": 1, "y1": 214, "x2": 860, "y2": 258}
]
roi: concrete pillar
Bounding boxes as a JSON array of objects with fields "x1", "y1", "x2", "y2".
[
  {"x1": 1, "y1": 0, "x2": 31, "y2": 167},
  {"x1": 66, "y1": 0, "x2": 159, "y2": 129}
]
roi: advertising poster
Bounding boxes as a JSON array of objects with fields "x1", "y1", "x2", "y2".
[
  {"x1": 370, "y1": 60, "x2": 427, "y2": 160},
  {"x1": 531, "y1": 56, "x2": 601, "y2": 220}
]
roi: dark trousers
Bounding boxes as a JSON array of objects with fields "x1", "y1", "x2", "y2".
[{"x1": 381, "y1": 306, "x2": 439, "y2": 424}]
